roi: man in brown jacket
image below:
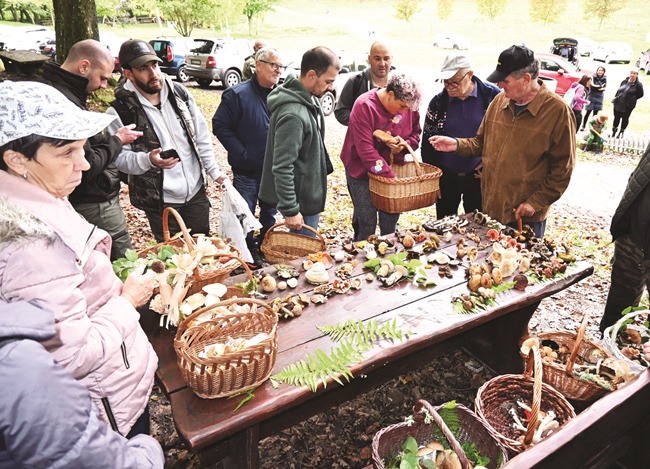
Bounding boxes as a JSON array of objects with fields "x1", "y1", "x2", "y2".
[{"x1": 429, "y1": 45, "x2": 576, "y2": 237}]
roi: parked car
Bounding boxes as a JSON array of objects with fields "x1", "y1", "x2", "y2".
[
  {"x1": 535, "y1": 53, "x2": 594, "y2": 96},
  {"x1": 636, "y1": 48, "x2": 650, "y2": 74},
  {"x1": 150, "y1": 37, "x2": 195, "y2": 82},
  {"x1": 40, "y1": 39, "x2": 56, "y2": 58},
  {"x1": 538, "y1": 76, "x2": 558, "y2": 93},
  {"x1": 550, "y1": 37, "x2": 579, "y2": 67},
  {"x1": 592, "y1": 41, "x2": 633, "y2": 64},
  {"x1": 185, "y1": 38, "x2": 252, "y2": 88},
  {"x1": 433, "y1": 33, "x2": 470, "y2": 50},
  {"x1": 279, "y1": 57, "x2": 338, "y2": 116},
  {"x1": 574, "y1": 36, "x2": 598, "y2": 57},
  {"x1": 0, "y1": 26, "x2": 53, "y2": 52}
]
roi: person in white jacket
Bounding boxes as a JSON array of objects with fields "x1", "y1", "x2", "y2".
[
  {"x1": 107, "y1": 39, "x2": 230, "y2": 241},
  {"x1": 0, "y1": 301, "x2": 165, "y2": 469}
]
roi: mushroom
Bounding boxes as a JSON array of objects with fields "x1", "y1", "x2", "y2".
[
  {"x1": 261, "y1": 275, "x2": 277, "y2": 293},
  {"x1": 520, "y1": 337, "x2": 540, "y2": 357},
  {"x1": 305, "y1": 262, "x2": 329, "y2": 285},
  {"x1": 202, "y1": 283, "x2": 228, "y2": 298},
  {"x1": 435, "y1": 449, "x2": 462, "y2": 469}
]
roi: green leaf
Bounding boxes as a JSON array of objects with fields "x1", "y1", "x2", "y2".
[
  {"x1": 125, "y1": 249, "x2": 139, "y2": 262},
  {"x1": 229, "y1": 388, "x2": 255, "y2": 412},
  {"x1": 158, "y1": 245, "x2": 177, "y2": 261}
]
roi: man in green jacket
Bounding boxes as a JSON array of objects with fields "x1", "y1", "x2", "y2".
[
  {"x1": 429, "y1": 45, "x2": 576, "y2": 238},
  {"x1": 259, "y1": 46, "x2": 340, "y2": 235}
]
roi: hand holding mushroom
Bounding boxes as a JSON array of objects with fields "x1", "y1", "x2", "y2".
[{"x1": 121, "y1": 264, "x2": 155, "y2": 308}]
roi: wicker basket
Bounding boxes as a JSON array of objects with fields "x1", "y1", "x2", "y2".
[
  {"x1": 372, "y1": 400, "x2": 508, "y2": 469},
  {"x1": 174, "y1": 297, "x2": 278, "y2": 399},
  {"x1": 138, "y1": 207, "x2": 240, "y2": 296},
  {"x1": 536, "y1": 315, "x2": 616, "y2": 403},
  {"x1": 260, "y1": 222, "x2": 327, "y2": 264},
  {"x1": 368, "y1": 152, "x2": 442, "y2": 214},
  {"x1": 475, "y1": 347, "x2": 576, "y2": 455},
  {"x1": 603, "y1": 310, "x2": 649, "y2": 375}
]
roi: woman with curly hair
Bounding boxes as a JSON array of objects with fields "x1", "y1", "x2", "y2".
[{"x1": 340, "y1": 73, "x2": 422, "y2": 241}]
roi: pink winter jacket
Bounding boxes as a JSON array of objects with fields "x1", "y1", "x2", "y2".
[{"x1": 0, "y1": 171, "x2": 157, "y2": 436}]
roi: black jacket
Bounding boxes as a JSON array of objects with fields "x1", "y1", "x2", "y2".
[
  {"x1": 611, "y1": 143, "x2": 650, "y2": 260},
  {"x1": 40, "y1": 62, "x2": 124, "y2": 204},
  {"x1": 334, "y1": 68, "x2": 374, "y2": 126}
]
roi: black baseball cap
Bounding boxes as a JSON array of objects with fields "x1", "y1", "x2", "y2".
[
  {"x1": 119, "y1": 39, "x2": 162, "y2": 69},
  {"x1": 486, "y1": 45, "x2": 535, "y2": 83}
]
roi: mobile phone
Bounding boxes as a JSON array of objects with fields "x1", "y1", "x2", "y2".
[{"x1": 160, "y1": 149, "x2": 180, "y2": 160}]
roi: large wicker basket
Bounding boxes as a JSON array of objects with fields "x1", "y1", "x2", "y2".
[
  {"x1": 372, "y1": 400, "x2": 508, "y2": 469},
  {"x1": 603, "y1": 310, "x2": 649, "y2": 375},
  {"x1": 174, "y1": 297, "x2": 278, "y2": 399},
  {"x1": 475, "y1": 347, "x2": 576, "y2": 455},
  {"x1": 536, "y1": 314, "x2": 616, "y2": 403},
  {"x1": 138, "y1": 207, "x2": 240, "y2": 296},
  {"x1": 368, "y1": 154, "x2": 442, "y2": 214},
  {"x1": 260, "y1": 222, "x2": 327, "y2": 264}
]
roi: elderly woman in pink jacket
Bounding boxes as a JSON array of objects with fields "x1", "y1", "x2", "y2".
[{"x1": 0, "y1": 81, "x2": 158, "y2": 439}]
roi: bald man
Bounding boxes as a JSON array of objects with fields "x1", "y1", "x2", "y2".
[
  {"x1": 242, "y1": 39, "x2": 269, "y2": 80},
  {"x1": 39, "y1": 39, "x2": 142, "y2": 260},
  {"x1": 334, "y1": 40, "x2": 393, "y2": 126}
]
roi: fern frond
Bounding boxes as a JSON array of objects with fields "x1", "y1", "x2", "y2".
[
  {"x1": 318, "y1": 318, "x2": 409, "y2": 347},
  {"x1": 270, "y1": 339, "x2": 364, "y2": 392}
]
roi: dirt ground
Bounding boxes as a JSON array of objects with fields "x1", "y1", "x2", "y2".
[{"x1": 140, "y1": 90, "x2": 638, "y2": 468}]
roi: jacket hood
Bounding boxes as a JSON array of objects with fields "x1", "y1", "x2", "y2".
[
  {"x1": 0, "y1": 172, "x2": 110, "y2": 260},
  {"x1": 0, "y1": 197, "x2": 56, "y2": 245},
  {"x1": 267, "y1": 74, "x2": 319, "y2": 115},
  {"x1": 0, "y1": 300, "x2": 55, "y2": 342}
]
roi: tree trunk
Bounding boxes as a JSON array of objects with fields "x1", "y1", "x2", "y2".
[{"x1": 52, "y1": 0, "x2": 99, "y2": 63}]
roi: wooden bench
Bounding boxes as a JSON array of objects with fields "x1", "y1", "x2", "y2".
[{"x1": 0, "y1": 49, "x2": 49, "y2": 74}]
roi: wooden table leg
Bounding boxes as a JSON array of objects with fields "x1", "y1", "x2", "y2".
[
  {"x1": 228, "y1": 425, "x2": 260, "y2": 469},
  {"x1": 465, "y1": 301, "x2": 540, "y2": 375}
]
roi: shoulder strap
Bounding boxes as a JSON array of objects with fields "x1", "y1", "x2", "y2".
[{"x1": 172, "y1": 82, "x2": 189, "y2": 102}]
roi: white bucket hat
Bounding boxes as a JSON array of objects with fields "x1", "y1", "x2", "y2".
[{"x1": 0, "y1": 80, "x2": 116, "y2": 146}]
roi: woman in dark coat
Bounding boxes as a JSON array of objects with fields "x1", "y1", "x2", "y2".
[
  {"x1": 611, "y1": 69, "x2": 644, "y2": 138},
  {"x1": 582, "y1": 66, "x2": 607, "y2": 130}
]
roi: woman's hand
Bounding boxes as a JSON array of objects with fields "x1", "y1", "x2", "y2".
[
  {"x1": 643, "y1": 342, "x2": 650, "y2": 364},
  {"x1": 387, "y1": 136, "x2": 406, "y2": 155},
  {"x1": 121, "y1": 264, "x2": 155, "y2": 308}
]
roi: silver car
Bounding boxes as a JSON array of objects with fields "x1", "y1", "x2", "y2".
[{"x1": 185, "y1": 38, "x2": 252, "y2": 88}]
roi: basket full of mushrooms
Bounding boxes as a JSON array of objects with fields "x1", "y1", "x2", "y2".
[{"x1": 174, "y1": 297, "x2": 278, "y2": 399}]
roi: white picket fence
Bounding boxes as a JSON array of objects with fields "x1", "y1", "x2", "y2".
[{"x1": 605, "y1": 134, "x2": 650, "y2": 155}]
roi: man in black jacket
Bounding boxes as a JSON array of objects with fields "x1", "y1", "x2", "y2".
[
  {"x1": 40, "y1": 39, "x2": 142, "y2": 260},
  {"x1": 334, "y1": 41, "x2": 392, "y2": 126},
  {"x1": 602, "y1": 142, "x2": 650, "y2": 332}
]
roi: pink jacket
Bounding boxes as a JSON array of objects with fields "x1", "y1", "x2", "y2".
[
  {"x1": 571, "y1": 83, "x2": 589, "y2": 111},
  {"x1": 0, "y1": 171, "x2": 157, "y2": 436}
]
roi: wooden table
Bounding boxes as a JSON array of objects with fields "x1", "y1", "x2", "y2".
[
  {"x1": 0, "y1": 49, "x2": 49, "y2": 74},
  {"x1": 142, "y1": 224, "x2": 594, "y2": 468}
]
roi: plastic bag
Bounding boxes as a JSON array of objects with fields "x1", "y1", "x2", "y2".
[{"x1": 219, "y1": 183, "x2": 262, "y2": 263}]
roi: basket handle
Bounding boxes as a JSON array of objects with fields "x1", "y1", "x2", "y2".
[
  {"x1": 565, "y1": 314, "x2": 590, "y2": 375},
  {"x1": 387, "y1": 143, "x2": 423, "y2": 177},
  {"x1": 162, "y1": 207, "x2": 196, "y2": 250},
  {"x1": 522, "y1": 346, "x2": 543, "y2": 447},
  {"x1": 263, "y1": 222, "x2": 327, "y2": 246},
  {"x1": 211, "y1": 253, "x2": 253, "y2": 282},
  {"x1": 414, "y1": 400, "x2": 471, "y2": 469}
]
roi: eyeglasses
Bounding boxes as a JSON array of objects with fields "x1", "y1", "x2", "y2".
[
  {"x1": 259, "y1": 60, "x2": 287, "y2": 71},
  {"x1": 443, "y1": 71, "x2": 470, "y2": 88}
]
